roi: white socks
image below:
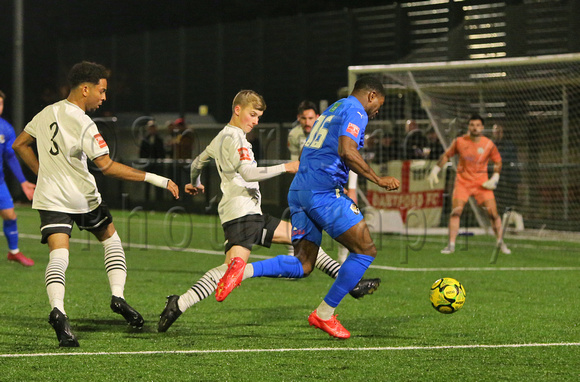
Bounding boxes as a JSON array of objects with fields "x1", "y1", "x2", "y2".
[
  {"x1": 102, "y1": 232, "x2": 127, "y2": 299},
  {"x1": 45, "y1": 248, "x2": 69, "y2": 314},
  {"x1": 178, "y1": 264, "x2": 228, "y2": 312},
  {"x1": 316, "y1": 300, "x2": 335, "y2": 321}
]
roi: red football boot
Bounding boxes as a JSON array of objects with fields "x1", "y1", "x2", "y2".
[
  {"x1": 215, "y1": 257, "x2": 246, "y2": 302},
  {"x1": 308, "y1": 310, "x2": 350, "y2": 339},
  {"x1": 7, "y1": 251, "x2": 34, "y2": 267}
]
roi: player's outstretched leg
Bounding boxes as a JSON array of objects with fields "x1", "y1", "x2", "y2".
[
  {"x1": 215, "y1": 257, "x2": 246, "y2": 302},
  {"x1": 111, "y1": 296, "x2": 144, "y2": 329},
  {"x1": 48, "y1": 307, "x2": 79, "y2": 347},
  {"x1": 159, "y1": 264, "x2": 228, "y2": 331}
]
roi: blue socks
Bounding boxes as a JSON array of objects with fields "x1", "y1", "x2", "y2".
[
  {"x1": 3, "y1": 219, "x2": 19, "y2": 251},
  {"x1": 252, "y1": 255, "x2": 304, "y2": 279},
  {"x1": 324, "y1": 253, "x2": 374, "y2": 307}
]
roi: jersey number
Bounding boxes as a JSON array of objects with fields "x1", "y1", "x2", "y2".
[
  {"x1": 304, "y1": 115, "x2": 333, "y2": 149},
  {"x1": 49, "y1": 122, "x2": 60, "y2": 156}
]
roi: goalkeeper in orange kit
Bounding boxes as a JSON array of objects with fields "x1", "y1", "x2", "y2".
[{"x1": 428, "y1": 114, "x2": 511, "y2": 255}]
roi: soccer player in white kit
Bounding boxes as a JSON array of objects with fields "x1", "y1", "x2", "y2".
[
  {"x1": 13, "y1": 61, "x2": 179, "y2": 347},
  {"x1": 158, "y1": 90, "x2": 380, "y2": 332}
]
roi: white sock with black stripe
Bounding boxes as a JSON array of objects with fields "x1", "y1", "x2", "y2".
[
  {"x1": 45, "y1": 248, "x2": 69, "y2": 314},
  {"x1": 178, "y1": 264, "x2": 228, "y2": 312},
  {"x1": 315, "y1": 247, "x2": 341, "y2": 279},
  {"x1": 102, "y1": 231, "x2": 126, "y2": 298}
]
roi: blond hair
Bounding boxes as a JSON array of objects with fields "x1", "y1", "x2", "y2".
[{"x1": 232, "y1": 90, "x2": 266, "y2": 113}]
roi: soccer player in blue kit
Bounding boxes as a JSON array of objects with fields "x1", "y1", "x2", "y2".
[
  {"x1": 217, "y1": 77, "x2": 400, "y2": 338},
  {"x1": 0, "y1": 90, "x2": 36, "y2": 266}
]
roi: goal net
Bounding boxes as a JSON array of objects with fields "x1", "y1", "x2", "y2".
[{"x1": 348, "y1": 53, "x2": 580, "y2": 237}]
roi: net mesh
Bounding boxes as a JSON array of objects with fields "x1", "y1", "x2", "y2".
[{"x1": 350, "y1": 54, "x2": 580, "y2": 232}]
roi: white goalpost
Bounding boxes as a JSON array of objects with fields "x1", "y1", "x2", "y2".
[{"x1": 348, "y1": 53, "x2": 580, "y2": 238}]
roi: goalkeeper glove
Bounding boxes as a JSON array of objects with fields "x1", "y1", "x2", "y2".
[
  {"x1": 482, "y1": 173, "x2": 500, "y2": 190},
  {"x1": 428, "y1": 166, "x2": 441, "y2": 189}
]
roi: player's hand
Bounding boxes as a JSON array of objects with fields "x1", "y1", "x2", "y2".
[
  {"x1": 378, "y1": 176, "x2": 400, "y2": 191},
  {"x1": 20, "y1": 180, "x2": 35, "y2": 201},
  {"x1": 185, "y1": 183, "x2": 205, "y2": 195},
  {"x1": 428, "y1": 166, "x2": 441, "y2": 189},
  {"x1": 284, "y1": 161, "x2": 300, "y2": 174},
  {"x1": 482, "y1": 173, "x2": 500, "y2": 190},
  {"x1": 166, "y1": 180, "x2": 180, "y2": 199}
]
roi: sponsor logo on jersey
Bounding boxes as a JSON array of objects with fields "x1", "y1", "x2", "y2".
[
  {"x1": 346, "y1": 122, "x2": 360, "y2": 137},
  {"x1": 238, "y1": 147, "x2": 252, "y2": 161},
  {"x1": 329, "y1": 101, "x2": 342, "y2": 113},
  {"x1": 94, "y1": 133, "x2": 107, "y2": 148},
  {"x1": 291, "y1": 227, "x2": 306, "y2": 237}
]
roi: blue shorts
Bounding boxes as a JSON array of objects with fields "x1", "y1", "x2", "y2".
[
  {"x1": 0, "y1": 182, "x2": 14, "y2": 210},
  {"x1": 288, "y1": 189, "x2": 363, "y2": 246}
]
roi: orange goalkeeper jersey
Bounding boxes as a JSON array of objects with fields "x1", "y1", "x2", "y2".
[{"x1": 445, "y1": 134, "x2": 501, "y2": 185}]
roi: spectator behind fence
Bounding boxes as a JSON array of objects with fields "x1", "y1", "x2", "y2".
[
  {"x1": 139, "y1": 120, "x2": 166, "y2": 160},
  {"x1": 425, "y1": 126, "x2": 445, "y2": 160},
  {"x1": 287, "y1": 100, "x2": 319, "y2": 161},
  {"x1": 402, "y1": 119, "x2": 429, "y2": 159},
  {"x1": 169, "y1": 118, "x2": 194, "y2": 160},
  {"x1": 378, "y1": 132, "x2": 399, "y2": 162}
]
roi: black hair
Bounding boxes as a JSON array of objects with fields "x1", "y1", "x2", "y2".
[
  {"x1": 469, "y1": 114, "x2": 484, "y2": 125},
  {"x1": 297, "y1": 100, "x2": 318, "y2": 115},
  {"x1": 353, "y1": 76, "x2": 386, "y2": 97},
  {"x1": 67, "y1": 61, "x2": 109, "y2": 89}
]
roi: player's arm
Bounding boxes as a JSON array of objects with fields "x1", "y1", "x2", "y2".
[
  {"x1": 338, "y1": 135, "x2": 399, "y2": 191},
  {"x1": 186, "y1": 149, "x2": 212, "y2": 195},
  {"x1": 8, "y1": 131, "x2": 36, "y2": 201},
  {"x1": 428, "y1": 139, "x2": 456, "y2": 188},
  {"x1": 238, "y1": 160, "x2": 299, "y2": 182},
  {"x1": 483, "y1": 157, "x2": 502, "y2": 190},
  {"x1": 226, "y1": 135, "x2": 299, "y2": 182},
  {"x1": 92, "y1": 154, "x2": 179, "y2": 199},
  {"x1": 13, "y1": 131, "x2": 40, "y2": 175}
]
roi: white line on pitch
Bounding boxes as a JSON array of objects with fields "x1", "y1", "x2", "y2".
[
  {"x1": 2, "y1": 342, "x2": 580, "y2": 358},
  {"x1": 11, "y1": 233, "x2": 580, "y2": 271},
  {"x1": 371, "y1": 265, "x2": 580, "y2": 271}
]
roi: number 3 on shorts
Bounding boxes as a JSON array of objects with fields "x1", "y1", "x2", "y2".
[{"x1": 304, "y1": 115, "x2": 333, "y2": 149}]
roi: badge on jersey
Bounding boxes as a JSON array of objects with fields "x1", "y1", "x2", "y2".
[
  {"x1": 0, "y1": 134, "x2": 4, "y2": 144},
  {"x1": 346, "y1": 123, "x2": 360, "y2": 138},
  {"x1": 238, "y1": 147, "x2": 252, "y2": 161},
  {"x1": 94, "y1": 133, "x2": 107, "y2": 148}
]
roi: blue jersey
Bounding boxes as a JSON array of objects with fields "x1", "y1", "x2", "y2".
[
  {"x1": 0, "y1": 117, "x2": 26, "y2": 185},
  {"x1": 290, "y1": 95, "x2": 367, "y2": 191}
]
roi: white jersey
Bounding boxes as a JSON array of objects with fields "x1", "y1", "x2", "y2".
[
  {"x1": 190, "y1": 124, "x2": 285, "y2": 224},
  {"x1": 24, "y1": 100, "x2": 109, "y2": 213}
]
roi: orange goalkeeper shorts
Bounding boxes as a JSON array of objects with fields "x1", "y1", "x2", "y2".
[{"x1": 452, "y1": 179, "x2": 495, "y2": 204}]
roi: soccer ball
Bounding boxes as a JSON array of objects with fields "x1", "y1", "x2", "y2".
[{"x1": 429, "y1": 277, "x2": 466, "y2": 314}]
